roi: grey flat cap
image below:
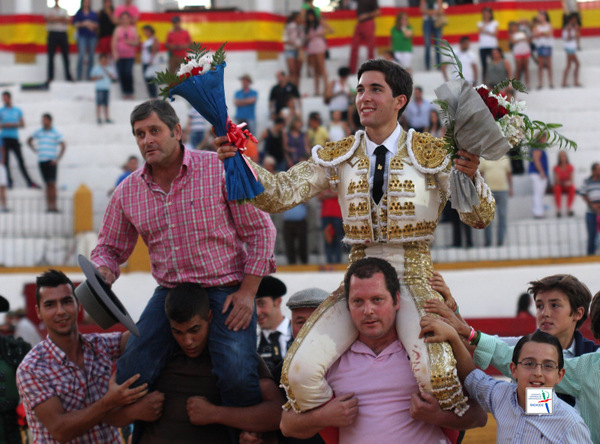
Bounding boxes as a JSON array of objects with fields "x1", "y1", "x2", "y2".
[{"x1": 286, "y1": 288, "x2": 329, "y2": 310}]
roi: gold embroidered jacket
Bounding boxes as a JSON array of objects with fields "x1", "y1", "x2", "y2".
[{"x1": 250, "y1": 129, "x2": 495, "y2": 243}]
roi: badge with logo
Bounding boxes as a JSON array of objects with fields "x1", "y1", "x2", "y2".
[{"x1": 525, "y1": 387, "x2": 554, "y2": 414}]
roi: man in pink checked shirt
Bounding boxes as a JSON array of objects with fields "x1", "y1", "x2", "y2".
[{"x1": 90, "y1": 99, "x2": 276, "y2": 414}]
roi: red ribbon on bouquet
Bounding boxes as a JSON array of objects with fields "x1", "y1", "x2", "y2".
[{"x1": 226, "y1": 118, "x2": 257, "y2": 153}]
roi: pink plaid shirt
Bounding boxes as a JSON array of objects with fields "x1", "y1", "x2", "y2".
[
  {"x1": 16, "y1": 333, "x2": 123, "y2": 444},
  {"x1": 91, "y1": 149, "x2": 276, "y2": 287}
]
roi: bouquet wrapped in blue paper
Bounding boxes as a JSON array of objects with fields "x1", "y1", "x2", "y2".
[{"x1": 154, "y1": 42, "x2": 263, "y2": 201}]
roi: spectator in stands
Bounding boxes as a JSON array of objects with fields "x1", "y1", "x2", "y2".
[
  {"x1": 553, "y1": 151, "x2": 576, "y2": 217},
  {"x1": 528, "y1": 140, "x2": 549, "y2": 219},
  {"x1": 485, "y1": 48, "x2": 511, "y2": 89},
  {"x1": 112, "y1": 11, "x2": 139, "y2": 99},
  {"x1": 165, "y1": 16, "x2": 192, "y2": 75},
  {"x1": 579, "y1": 162, "x2": 600, "y2": 255},
  {"x1": 283, "y1": 11, "x2": 305, "y2": 87},
  {"x1": 509, "y1": 21, "x2": 531, "y2": 87},
  {"x1": 533, "y1": 10, "x2": 554, "y2": 89},
  {"x1": 426, "y1": 273, "x2": 598, "y2": 409},
  {"x1": 1, "y1": 91, "x2": 38, "y2": 189},
  {"x1": 141, "y1": 25, "x2": 160, "y2": 98},
  {"x1": 73, "y1": 0, "x2": 99, "y2": 81},
  {"x1": 45, "y1": 0, "x2": 73, "y2": 84},
  {"x1": 421, "y1": 319, "x2": 592, "y2": 443},
  {"x1": 283, "y1": 203, "x2": 309, "y2": 265},
  {"x1": 469, "y1": 292, "x2": 600, "y2": 443},
  {"x1": 325, "y1": 66, "x2": 353, "y2": 122},
  {"x1": 327, "y1": 109, "x2": 350, "y2": 142},
  {"x1": 260, "y1": 116, "x2": 287, "y2": 171},
  {"x1": 420, "y1": 0, "x2": 443, "y2": 71},
  {"x1": 305, "y1": 9, "x2": 334, "y2": 97},
  {"x1": 561, "y1": 13, "x2": 581, "y2": 88},
  {"x1": 0, "y1": 145, "x2": 6, "y2": 212},
  {"x1": 479, "y1": 156, "x2": 512, "y2": 246},
  {"x1": 391, "y1": 12, "x2": 414, "y2": 71},
  {"x1": 442, "y1": 36, "x2": 478, "y2": 85},
  {"x1": 27, "y1": 113, "x2": 66, "y2": 213},
  {"x1": 403, "y1": 86, "x2": 432, "y2": 133},
  {"x1": 286, "y1": 115, "x2": 309, "y2": 167},
  {"x1": 97, "y1": 0, "x2": 116, "y2": 57},
  {"x1": 349, "y1": 0, "x2": 380, "y2": 74},
  {"x1": 234, "y1": 74, "x2": 258, "y2": 135},
  {"x1": 516, "y1": 292, "x2": 533, "y2": 318},
  {"x1": 426, "y1": 109, "x2": 445, "y2": 138},
  {"x1": 115, "y1": 155, "x2": 138, "y2": 188},
  {"x1": 186, "y1": 107, "x2": 208, "y2": 150},
  {"x1": 319, "y1": 189, "x2": 344, "y2": 264},
  {"x1": 6, "y1": 308, "x2": 42, "y2": 346},
  {"x1": 114, "y1": 0, "x2": 139, "y2": 23},
  {"x1": 136, "y1": 283, "x2": 283, "y2": 443},
  {"x1": 307, "y1": 111, "x2": 329, "y2": 148},
  {"x1": 90, "y1": 53, "x2": 117, "y2": 124},
  {"x1": 477, "y1": 7, "x2": 498, "y2": 84},
  {"x1": 269, "y1": 71, "x2": 301, "y2": 120},
  {"x1": 16, "y1": 270, "x2": 162, "y2": 444},
  {"x1": 562, "y1": 0, "x2": 581, "y2": 27}
]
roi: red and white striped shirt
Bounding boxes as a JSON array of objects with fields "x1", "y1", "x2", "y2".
[
  {"x1": 91, "y1": 149, "x2": 276, "y2": 287},
  {"x1": 17, "y1": 333, "x2": 123, "y2": 444}
]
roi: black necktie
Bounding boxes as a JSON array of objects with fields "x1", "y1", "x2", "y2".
[
  {"x1": 268, "y1": 331, "x2": 281, "y2": 360},
  {"x1": 372, "y1": 145, "x2": 387, "y2": 204}
]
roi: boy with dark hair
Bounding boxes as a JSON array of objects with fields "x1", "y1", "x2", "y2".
[
  {"x1": 136, "y1": 282, "x2": 283, "y2": 444},
  {"x1": 421, "y1": 318, "x2": 592, "y2": 443},
  {"x1": 473, "y1": 291, "x2": 600, "y2": 443}
]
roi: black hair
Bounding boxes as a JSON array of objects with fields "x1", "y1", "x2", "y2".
[
  {"x1": 42, "y1": 113, "x2": 52, "y2": 121},
  {"x1": 344, "y1": 257, "x2": 400, "y2": 304},
  {"x1": 165, "y1": 283, "x2": 211, "y2": 324},
  {"x1": 35, "y1": 269, "x2": 75, "y2": 306},
  {"x1": 338, "y1": 66, "x2": 351, "y2": 78},
  {"x1": 512, "y1": 330, "x2": 564, "y2": 370},
  {"x1": 516, "y1": 293, "x2": 531, "y2": 316},
  {"x1": 305, "y1": 8, "x2": 320, "y2": 32},
  {"x1": 357, "y1": 59, "x2": 413, "y2": 118},
  {"x1": 590, "y1": 291, "x2": 600, "y2": 340}
]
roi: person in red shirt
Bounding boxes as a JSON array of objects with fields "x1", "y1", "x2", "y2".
[
  {"x1": 553, "y1": 151, "x2": 576, "y2": 217},
  {"x1": 165, "y1": 16, "x2": 192, "y2": 74}
]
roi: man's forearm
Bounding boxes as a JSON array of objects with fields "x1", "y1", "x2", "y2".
[{"x1": 281, "y1": 409, "x2": 327, "y2": 439}]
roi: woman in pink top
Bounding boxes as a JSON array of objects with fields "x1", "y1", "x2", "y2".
[
  {"x1": 304, "y1": 9, "x2": 333, "y2": 97},
  {"x1": 553, "y1": 151, "x2": 576, "y2": 217},
  {"x1": 112, "y1": 11, "x2": 139, "y2": 99}
]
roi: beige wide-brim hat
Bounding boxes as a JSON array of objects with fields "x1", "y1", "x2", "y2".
[{"x1": 75, "y1": 255, "x2": 140, "y2": 336}]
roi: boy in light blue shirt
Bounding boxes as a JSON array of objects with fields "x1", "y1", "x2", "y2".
[
  {"x1": 421, "y1": 317, "x2": 592, "y2": 444},
  {"x1": 27, "y1": 113, "x2": 65, "y2": 212},
  {"x1": 90, "y1": 54, "x2": 117, "y2": 124}
]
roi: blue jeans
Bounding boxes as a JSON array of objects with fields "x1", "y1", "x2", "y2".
[
  {"x1": 585, "y1": 212, "x2": 598, "y2": 255},
  {"x1": 142, "y1": 63, "x2": 158, "y2": 98},
  {"x1": 322, "y1": 217, "x2": 344, "y2": 264},
  {"x1": 484, "y1": 191, "x2": 508, "y2": 246},
  {"x1": 422, "y1": 17, "x2": 442, "y2": 71},
  {"x1": 77, "y1": 35, "x2": 97, "y2": 80},
  {"x1": 116, "y1": 285, "x2": 261, "y2": 407}
]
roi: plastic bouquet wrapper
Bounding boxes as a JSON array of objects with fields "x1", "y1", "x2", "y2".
[
  {"x1": 434, "y1": 40, "x2": 577, "y2": 212},
  {"x1": 154, "y1": 43, "x2": 263, "y2": 201}
]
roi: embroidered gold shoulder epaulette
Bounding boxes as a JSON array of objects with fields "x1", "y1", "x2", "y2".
[
  {"x1": 410, "y1": 131, "x2": 450, "y2": 171},
  {"x1": 312, "y1": 134, "x2": 358, "y2": 167}
]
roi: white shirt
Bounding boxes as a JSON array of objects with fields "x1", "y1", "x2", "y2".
[
  {"x1": 261, "y1": 317, "x2": 292, "y2": 357},
  {"x1": 478, "y1": 20, "x2": 499, "y2": 49},
  {"x1": 365, "y1": 124, "x2": 403, "y2": 194}
]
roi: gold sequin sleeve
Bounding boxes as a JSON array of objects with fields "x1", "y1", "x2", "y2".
[{"x1": 247, "y1": 157, "x2": 331, "y2": 214}]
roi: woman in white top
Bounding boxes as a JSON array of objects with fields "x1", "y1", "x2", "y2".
[
  {"x1": 325, "y1": 66, "x2": 353, "y2": 121},
  {"x1": 478, "y1": 7, "x2": 498, "y2": 85},
  {"x1": 533, "y1": 10, "x2": 554, "y2": 89},
  {"x1": 141, "y1": 24, "x2": 159, "y2": 98},
  {"x1": 283, "y1": 11, "x2": 305, "y2": 87},
  {"x1": 562, "y1": 13, "x2": 581, "y2": 87},
  {"x1": 509, "y1": 21, "x2": 531, "y2": 87}
]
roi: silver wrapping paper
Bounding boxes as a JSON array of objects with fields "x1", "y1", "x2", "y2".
[{"x1": 435, "y1": 79, "x2": 511, "y2": 212}]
